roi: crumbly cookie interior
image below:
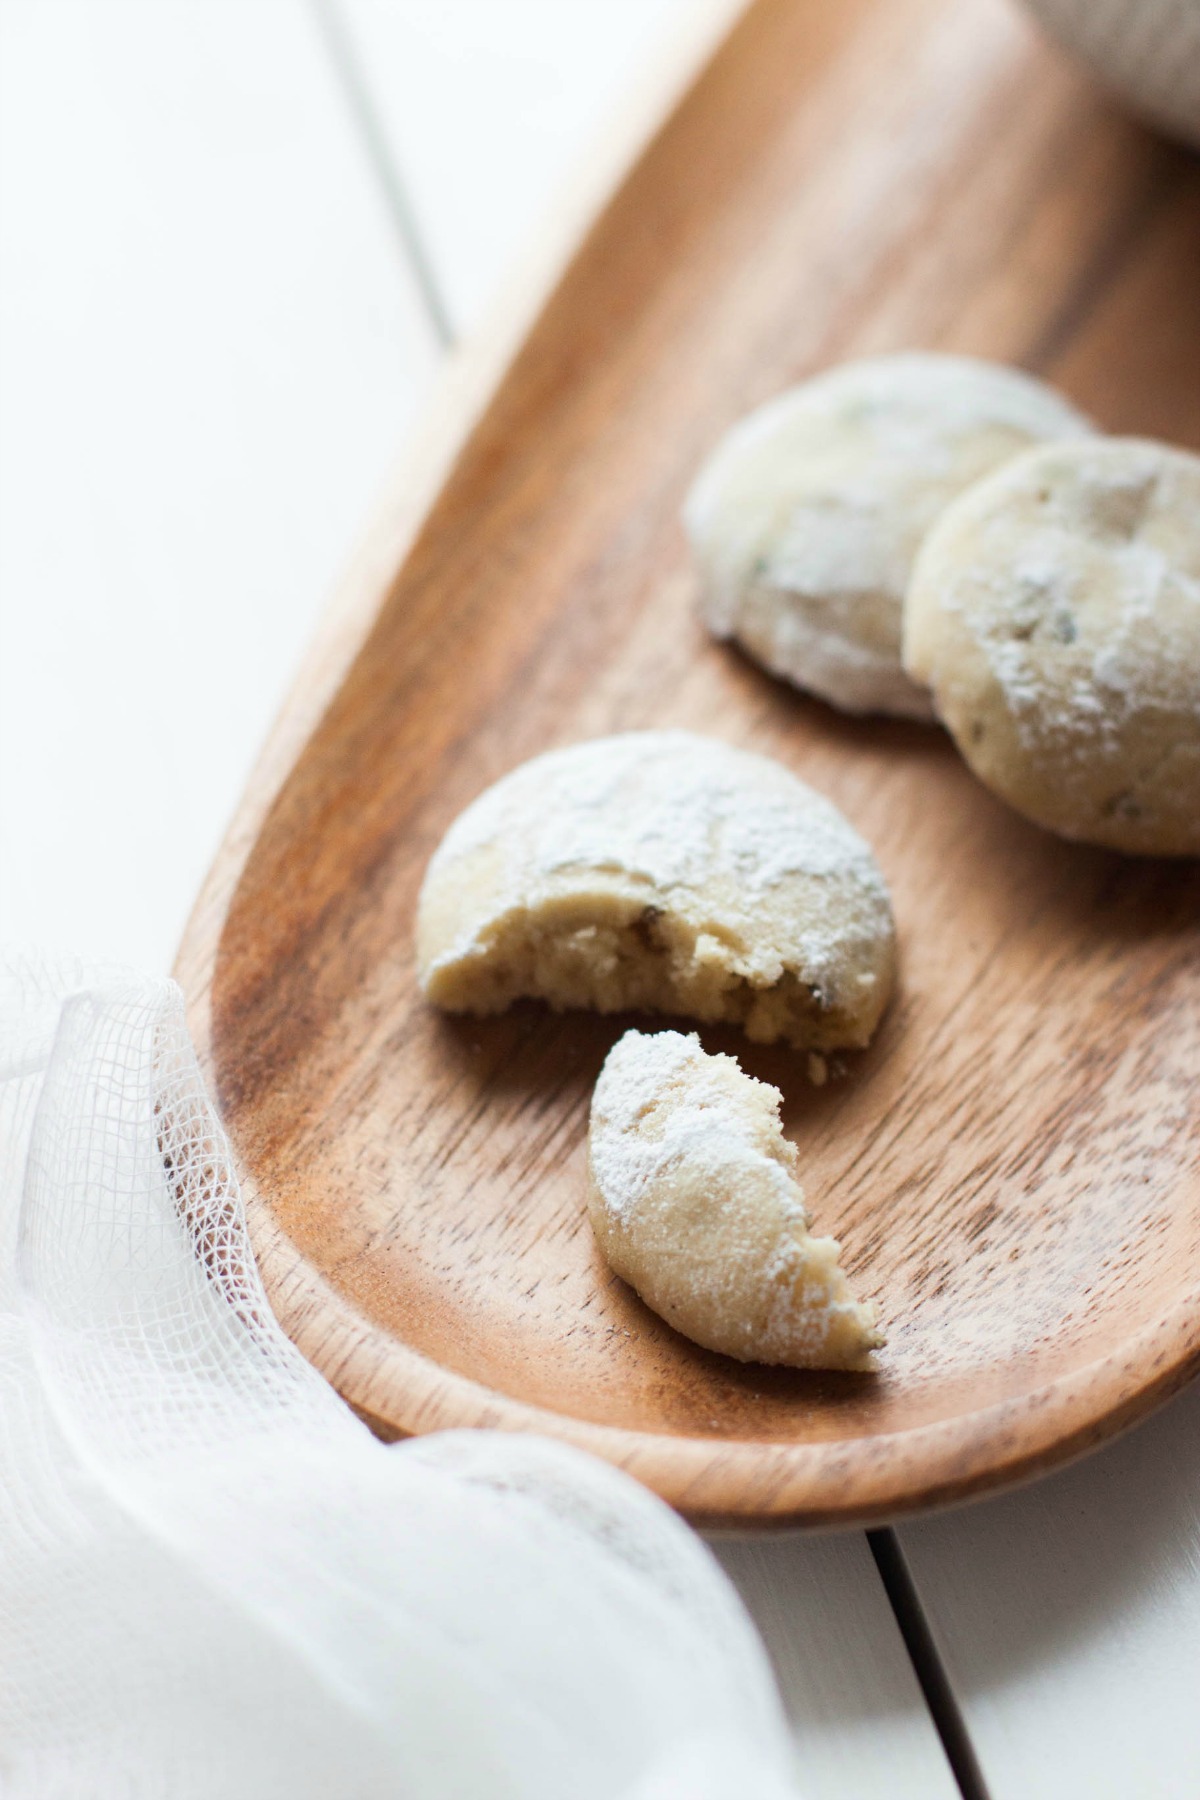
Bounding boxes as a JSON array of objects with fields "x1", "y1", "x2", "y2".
[
  {"x1": 417, "y1": 732, "x2": 895, "y2": 1053},
  {"x1": 427, "y1": 895, "x2": 871, "y2": 1051}
]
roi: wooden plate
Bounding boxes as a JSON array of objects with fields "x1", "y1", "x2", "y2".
[{"x1": 178, "y1": 0, "x2": 1200, "y2": 1527}]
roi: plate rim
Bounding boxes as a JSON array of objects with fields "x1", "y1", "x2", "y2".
[
  {"x1": 176, "y1": 0, "x2": 1200, "y2": 1529},
  {"x1": 237, "y1": 1174, "x2": 1200, "y2": 1526}
]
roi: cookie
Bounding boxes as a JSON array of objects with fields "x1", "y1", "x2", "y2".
[
  {"x1": 904, "y1": 437, "x2": 1200, "y2": 856},
  {"x1": 587, "y1": 1029, "x2": 883, "y2": 1368},
  {"x1": 684, "y1": 353, "x2": 1093, "y2": 718},
  {"x1": 416, "y1": 731, "x2": 895, "y2": 1051}
]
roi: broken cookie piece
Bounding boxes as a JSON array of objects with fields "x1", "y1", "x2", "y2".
[
  {"x1": 416, "y1": 731, "x2": 895, "y2": 1052},
  {"x1": 587, "y1": 1029, "x2": 883, "y2": 1369}
]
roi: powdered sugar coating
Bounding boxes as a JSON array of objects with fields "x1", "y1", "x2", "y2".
[
  {"x1": 685, "y1": 353, "x2": 1093, "y2": 719},
  {"x1": 416, "y1": 731, "x2": 896, "y2": 1050},
  {"x1": 587, "y1": 1030, "x2": 882, "y2": 1368},
  {"x1": 904, "y1": 437, "x2": 1200, "y2": 855},
  {"x1": 589, "y1": 1029, "x2": 803, "y2": 1222}
]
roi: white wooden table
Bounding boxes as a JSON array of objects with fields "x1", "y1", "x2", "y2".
[{"x1": 1, "y1": 4, "x2": 1196, "y2": 1794}]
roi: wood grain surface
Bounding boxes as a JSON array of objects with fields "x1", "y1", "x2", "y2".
[{"x1": 177, "y1": 0, "x2": 1200, "y2": 1526}]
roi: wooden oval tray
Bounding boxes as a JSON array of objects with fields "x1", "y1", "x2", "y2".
[{"x1": 178, "y1": 0, "x2": 1200, "y2": 1527}]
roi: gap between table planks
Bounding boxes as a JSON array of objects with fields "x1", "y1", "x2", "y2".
[{"x1": 899, "y1": 1375, "x2": 1200, "y2": 1800}]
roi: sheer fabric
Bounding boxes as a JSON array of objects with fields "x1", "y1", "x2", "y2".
[{"x1": 0, "y1": 955, "x2": 799, "y2": 1799}]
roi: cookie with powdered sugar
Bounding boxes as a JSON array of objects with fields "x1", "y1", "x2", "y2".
[
  {"x1": 684, "y1": 353, "x2": 1093, "y2": 720},
  {"x1": 416, "y1": 731, "x2": 895, "y2": 1051},
  {"x1": 587, "y1": 1029, "x2": 882, "y2": 1368},
  {"x1": 904, "y1": 437, "x2": 1200, "y2": 856}
]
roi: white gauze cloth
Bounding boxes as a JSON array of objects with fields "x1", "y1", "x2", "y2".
[{"x1": 0, "y1": 953, "x2": 801, "y2": 1800}]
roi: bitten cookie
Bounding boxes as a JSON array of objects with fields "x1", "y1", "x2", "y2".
[
  {"x1": 416, "y1": 731, "x2": 895, "y2": 1051},
  {"x1": 684, "y1": 353, "x2": 1093, "y2": 719},
  {"x1": 587, "y1": 1030, "x2": 883, "y2": 1368},
  {"x1": 904, "y1": 437, "x2": 1200, "y2": 856}
]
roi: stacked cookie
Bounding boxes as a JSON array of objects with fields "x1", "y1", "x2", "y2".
[{"x1": 686, "y1": 353, "x2": 1200, "y2": 857}]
